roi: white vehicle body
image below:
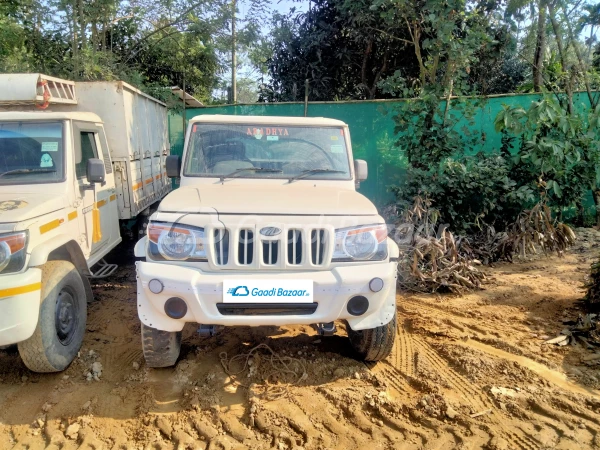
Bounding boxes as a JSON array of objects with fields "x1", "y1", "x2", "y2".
[
  {"x1": 0, "y1": 74, "x2": 170, "y2": 370},
  {"x1": 136, "y1": 115, "x2": 399, "y2": 365}
]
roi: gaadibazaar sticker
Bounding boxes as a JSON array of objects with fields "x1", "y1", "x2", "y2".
[{"x1": 223, "y1": 279, "x2": 313, "y2": 303}]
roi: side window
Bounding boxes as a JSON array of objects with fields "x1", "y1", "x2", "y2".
[{"x1": 76, "y1": 132, "x2": 98, "y2": 179}]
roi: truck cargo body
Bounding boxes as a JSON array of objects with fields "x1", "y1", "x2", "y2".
[{"x1": 72, "y1": 81, "x2": 171, "y2": 220}]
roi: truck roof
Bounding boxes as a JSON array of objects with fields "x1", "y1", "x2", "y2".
[
  {"x1": 0, "y1": 111, "x2": 102, "y2": 123},
  {"x1": 189, "y1": 115, "x2": 348, "y2": 127}
]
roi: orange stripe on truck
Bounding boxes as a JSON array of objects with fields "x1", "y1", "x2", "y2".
[
  {"x1": 109, "y1": 194, "x2": 116, "y2": 202},
  {"x1": 145, "y1": 177, "x2": 153, "y2": 185},
  {"x1": 0, "y1": 282, "x2": 41, "y2": 299},
  {"x1": 133, "y1": 182, "x2": 143, "y2": 191}
]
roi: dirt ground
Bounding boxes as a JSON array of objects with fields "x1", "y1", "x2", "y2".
[{"x1": 2, "y1": 230, "x2": 600, "y2": 450}]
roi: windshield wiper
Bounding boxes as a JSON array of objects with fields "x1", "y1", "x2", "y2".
[
  {"x1": 0, "y1": 168, "x2": 57, "y2": 179},
  {"x1": 288, "y1": 168, "x2": 345, "y2": 183},
  {"x1": 219, "y1": 167, "x2": 282, "y2": 182}
]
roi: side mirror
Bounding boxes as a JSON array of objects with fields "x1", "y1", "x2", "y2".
[
  {"x1": 354, "y1": 159, "x2": 368, "y2": 182},
  {"x1": 86, "y1": 158, "x2": 105, "y2": 184},
  {"x1": 166, "y1": 155, "x2": 181, "y2": 178}
]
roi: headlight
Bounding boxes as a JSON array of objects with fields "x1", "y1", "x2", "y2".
[
  {"x1": 147, "y1": 222, "x2": 207, "y2": 261},
  {"x1": 0, "y1": 231, "x2": 28, "y2": 274},
  {"x1": 332, "y1": 224, "x2": 388, "y2": 261}
]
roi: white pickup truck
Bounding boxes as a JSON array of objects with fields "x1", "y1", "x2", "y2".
[
  {"x1": 0, "y1": 74, "x2": 171, "y2": 372},
  {"x1": 135, "y1": 115, "x2": 399, "y2": 367}
]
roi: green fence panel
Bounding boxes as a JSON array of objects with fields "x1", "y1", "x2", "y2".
[{"x1": 168, "y1": 92, "x2": 597, "y2": 208}]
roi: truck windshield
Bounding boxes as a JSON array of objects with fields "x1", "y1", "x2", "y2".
[
  {"x1": 0, "y1": 121, "x2": 64, "y2": 185},
  {"x1": 184, "y1": 124, "x2": 351, "y2": 180}
]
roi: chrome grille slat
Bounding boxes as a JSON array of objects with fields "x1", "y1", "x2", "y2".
[
  {"x1": 238, "y1": 229, "x2": 254, "y2": 265},
  {"x1": 287, "y1": 229, "x2": 302, "y2": 265},
  {"x1": 311, "y1": 229, "x2": 326, "y2": 265},
  {"x1": 262, "y1": 240, "x2": 278, "y2": 265},
  {"x1": 214, "y1": 229, "x2": 229, "y2": 265}
]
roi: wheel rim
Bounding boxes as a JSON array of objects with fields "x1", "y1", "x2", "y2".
[{"x1": 55, "y1": 288, "x2": 78, "y2": 346}]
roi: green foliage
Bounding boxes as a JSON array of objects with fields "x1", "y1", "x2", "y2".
[
  {"x1": 0, "y1": 0, "x2": 269, "y2": 102},
  {"x1": 496, "y1": 96, "x2": 600, "y2": 216},
  {"x1": 392, "y1": 154, "x2": 536, "y2": 234}
]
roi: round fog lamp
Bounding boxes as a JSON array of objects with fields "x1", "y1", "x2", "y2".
[
  {"x1": 369, "y1": 277, "x2": 384, "y2": 292},
  {"x1": 347, "y1": 296, "x2": 369, "y2": 316},
  {"x1": 148, "y1": 279, "x2": 164, "y2": 294},
  {"x1": 164, "y1": 297, "x2": 188, "y2": 319}
]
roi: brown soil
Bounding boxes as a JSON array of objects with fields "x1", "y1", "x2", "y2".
[{"x1": 2, "y1": 229, "x2": 600, "y2": 450}]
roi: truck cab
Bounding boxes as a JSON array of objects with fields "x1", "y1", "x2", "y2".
[
  {"x1": 0, "y1": 112, "x2": 120, "y2": 371},
  {"x1": 135, "y1": 115, "x2": 399, "y2": 367}
]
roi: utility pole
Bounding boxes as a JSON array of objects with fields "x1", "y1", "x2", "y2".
[{"x1": 231, "y1": 0, "x2": 237, "y2": 104}]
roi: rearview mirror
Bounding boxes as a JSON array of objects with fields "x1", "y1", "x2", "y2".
[
  {"x1": 354, "y1": 159, "x2": 368, "y2": 182},
  {"x1": 166, "y1": 155, "x2": 181, "y2": 178},
  {"x1": 86, "y1": 158, "x2": 105, "y2": 184}
]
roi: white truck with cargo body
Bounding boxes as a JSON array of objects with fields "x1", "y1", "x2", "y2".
[
  {"x1": 0, "y1": 74, "x2": 171, "y2": 372},
  {"x1": 135, "y1": 115, "x2": 399, "y2": 367}
]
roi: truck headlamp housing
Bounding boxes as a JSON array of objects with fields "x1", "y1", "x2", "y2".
[
  {"x1": 0, "y1": 231, "x2": 28, "y2": 274},
  {"x1": 332, "y1": 224, "x2": 388, "y2": 261},
  {"x1": 147, "y1": 222, "x2": 207, "y2": 262}
]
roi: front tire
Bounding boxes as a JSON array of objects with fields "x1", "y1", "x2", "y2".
[
  {"x1": 141, "y1": 323, "x2": 181, "y2": 368},
  {"x1": 348, "y1": 312, "x2": 396, "y2": 362},
  {"x1": 18, "y1": 261, "x2": 87, "y2": 372}
]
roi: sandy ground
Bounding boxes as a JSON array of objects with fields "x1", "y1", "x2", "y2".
[{"x1": 1, "y1": 230, "x2": 600, "y2": 450}]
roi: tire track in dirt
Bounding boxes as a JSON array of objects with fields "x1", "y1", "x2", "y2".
[
  {"x1": 379, "y1": 310, "x2": 543, "y2": 450},
  {"x1": 458, "y1": 338, "x2": 600, "y2": 399}
]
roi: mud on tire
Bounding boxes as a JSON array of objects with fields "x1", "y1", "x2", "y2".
[
  {"x1": 18, "y1": 261, "x2": 87, "y2": 373},
  {"x1": 141, "y1": 323, "x2": 181, "y2": 368},
  {"x1": 348, "y1": 312, "x2": 396, "y2": 362}
]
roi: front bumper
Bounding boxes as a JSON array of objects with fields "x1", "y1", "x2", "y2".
[
  {"x1": 136, "y1": 261, "x2": 397, "y2": 332},
  {"x1": 0, "y1": 268, "x2": 42, "y2": 346}
]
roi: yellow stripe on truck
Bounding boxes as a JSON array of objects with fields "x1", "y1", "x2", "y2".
[
  {"x1": 109, "y1": 194, "x2": 116, "y2": 202},
  {"x1": 68, "y1": 211, "x2": 78, "y2": 221},
  {"x1": 96, "y1": 199, "x2": 107, "y2": 208},
  {"x1": 0, "y1": 282, "x2": 41, "y2": 299},
  {"x1": 39, "y1": 219, "x2": 62, "y2": 234}
]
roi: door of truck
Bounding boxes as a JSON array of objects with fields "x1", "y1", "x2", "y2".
[{"x1": 73, "y1": 121, "x2": 117, "y2": 257}]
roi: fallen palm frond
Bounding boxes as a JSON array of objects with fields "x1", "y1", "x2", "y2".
[
  {"x1": 543, "y1": 314, "x2": 600, "y2": 348},
  {"x1": 392, "y1": 196, "x2": 576, "y2": 294},
  {"x1": 395, "y1": 197, "x2": 486, "y2": 294},
  {"x1": 508, "y1": 203, "x2": 576, "y2": 258}
]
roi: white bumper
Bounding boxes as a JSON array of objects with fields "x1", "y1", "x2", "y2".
[
  {"x1": 136, "y1": 261, "x2": 397, "y2": 332},
  {"x1": 0, "y1": 268, "x2": 42, "y2": 346}
]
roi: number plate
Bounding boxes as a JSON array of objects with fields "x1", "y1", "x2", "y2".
[{"x1": 223, "y1": 280, "x2": 313, "y2": 303}]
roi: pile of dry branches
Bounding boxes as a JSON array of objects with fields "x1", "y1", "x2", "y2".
[
  {"x1": 392, "y1": 197, "x2": 576, "y2": 294},
  {"x1": 394, "y1": 197, "x2": 487, "y2": 294}
]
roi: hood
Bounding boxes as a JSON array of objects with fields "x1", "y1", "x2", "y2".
[
  {"x1": 158, "y1": 184, "x2": 379, "y2": 216},
  {"x1": 0, "y1": 192, "x2": 66, "y2": 224}
]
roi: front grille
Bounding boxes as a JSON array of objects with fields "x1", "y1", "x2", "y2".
[
  {"x1": 287, "y1": 229, "x2": 302, "y2": 265},
  {"x1": 238, "y1": 229, "x2": 254, "y2": 265},
  {"x1": 311, "y1": 229, "x2": 326, "y2": 265},
  {"x1": 209, "y1": 227, "x2": 329, "y2": 268},
  {"x1": 262, "y1": 241, "x2": 279, "y2": 265},
  {"x1": 214, "y1": 229, "x2": 229, "y2": 265}
]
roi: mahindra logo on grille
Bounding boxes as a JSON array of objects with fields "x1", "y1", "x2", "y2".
[{"x1": 260, "y1": 227, "x2": 282, "y2": 236}]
